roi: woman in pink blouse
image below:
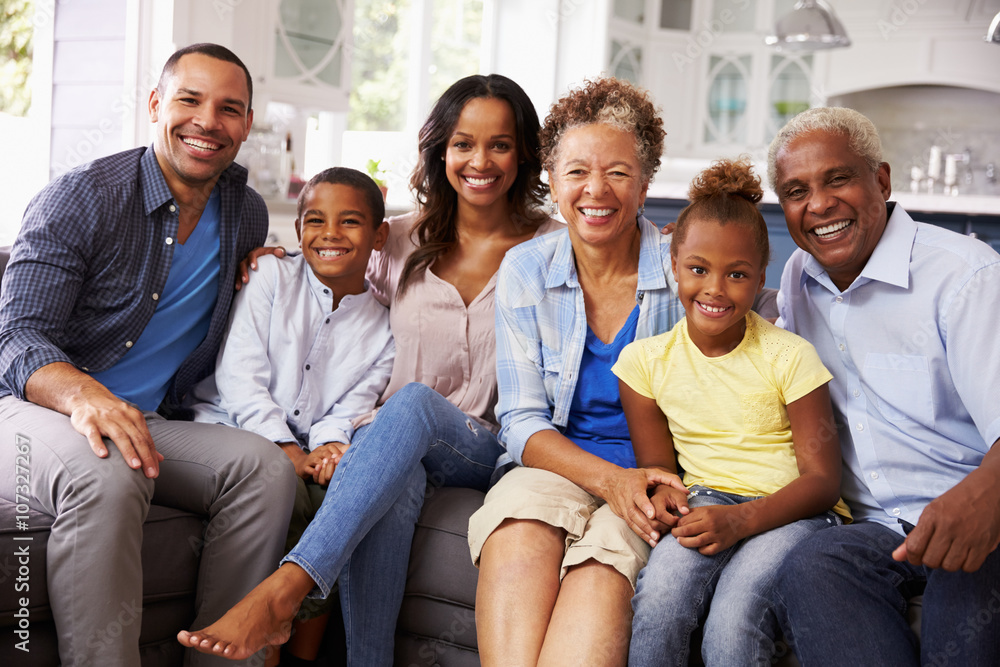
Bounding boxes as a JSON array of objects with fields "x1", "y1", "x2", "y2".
[{"x1": 180, "y1": 75, "x2": 562, "y2": 663}]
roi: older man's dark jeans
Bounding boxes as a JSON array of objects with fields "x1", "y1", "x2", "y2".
[{"x1": 776, "y1": 521, "x2": 1000, "y2": 667}]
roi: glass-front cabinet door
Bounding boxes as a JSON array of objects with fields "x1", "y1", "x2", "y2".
[
  {"x1": 704, "y1": 54, "x2": 751, "y2": 145},
  {"x1": 768, "y1": 54, "x2": 813, "y2": 138},
  {"x1": 264, "y1": 0, "x2": 353, "y2": 110},
  {"x1": 610, "y1": 0, "x2": 648, "y2": 84},
  {"x1": 610, "y1": 39, "x2": 643, "y2": 84}
]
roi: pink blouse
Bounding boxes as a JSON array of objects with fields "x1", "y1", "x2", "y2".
[{"x1": 356, "y1": 212, "x2": 563, "y2": 431}]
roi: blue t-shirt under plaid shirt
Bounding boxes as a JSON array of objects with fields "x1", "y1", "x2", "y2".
[
  {"x1": 90, "y1": 189, "x2": 221, "y2": 411},
  {"x1": 0, "y1": 145, "x2": 268, "y2": 409},
  {"x1": 563, "y1": 304, "x2": 641, "y2": 468}
]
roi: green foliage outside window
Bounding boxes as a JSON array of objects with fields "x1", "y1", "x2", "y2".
[
  {"x1": 0, "y1": 0, "x2": 33, "y2": 117},
  {"x1": 348, "y1": 0, "x2": 483, "y2": 132},
  {"x1": 349, "y1": 1, "x2": 407, "y2": 131}
]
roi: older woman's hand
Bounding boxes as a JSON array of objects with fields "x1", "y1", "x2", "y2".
[{"x1": 605, "y1": 467, "x2": 687, "y2": 547}]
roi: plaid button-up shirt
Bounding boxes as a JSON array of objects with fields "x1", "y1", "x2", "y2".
[{"x1": 0, "y1": 145, "x2": 268, "y2": 409}]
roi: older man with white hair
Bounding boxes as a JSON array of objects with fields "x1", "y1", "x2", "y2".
[{"x1": 768, "y1": 106, "x2": 1000, "y2": 666}]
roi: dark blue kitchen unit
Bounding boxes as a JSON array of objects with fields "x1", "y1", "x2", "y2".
[{"x1": 645, "y1": 198, "x2": 1000, "y2": 290}]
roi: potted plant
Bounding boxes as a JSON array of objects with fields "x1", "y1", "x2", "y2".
[{"x1": 366, "y1": 158, "x2": 389, "y2": 200}]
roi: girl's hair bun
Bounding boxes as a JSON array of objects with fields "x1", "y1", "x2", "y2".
[
  {"x1": 687, "y1": 155, "x2": 762, "y2": 206},
  {"x1": 673, "y1": 155, "x2": 770, "y2": 268}
]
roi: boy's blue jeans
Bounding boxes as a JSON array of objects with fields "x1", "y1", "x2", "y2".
[
  {"x1": 281, "y1": 382, "x2": 504, "y2": 666},
  {"x1": 629, "y1": 486, "x2": 841, "y2": 667},
  {"x1": 775, "y1": 520, "x2": 1000, "y2": 667}
]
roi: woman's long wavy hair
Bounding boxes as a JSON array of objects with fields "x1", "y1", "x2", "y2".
[{"x1": 398, "y1": 74, "x2": 548, "y2": 296}]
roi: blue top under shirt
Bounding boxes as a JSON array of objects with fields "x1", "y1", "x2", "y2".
[
  {"x1": 91, "y1": 189, "x2": 221, "y2": 411},
  {"x1": 563, "y1": 304, "x2": 640, "y2": 468}
]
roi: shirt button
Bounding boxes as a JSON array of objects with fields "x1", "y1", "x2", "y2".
[
  {"x1": 293, "y1": 409, "x2": 300, "y2": 416},
  {"x1": 853, "y1": 389, "x2": 860, "y2": 397},
  {"x1": 305, "y1": 364, "x2": 311, "y2": 371},
  {"x1": 152, "y1": 293, "x2": 159, "y2": 301},
  {"x1": 839, "y1": 343, "x2": 845, "y2": 351},
  {"x1": 125, "y1": 341, "x2": 133, "y2": 348},
  {"x1": 892, "y1": 508, "x2": 901, "y2": 516},
  {"x1": 870, "y1": 471, "x2": 878, "y2": 480},
  {"x1": 835, "y1": 296, "x2": 843, "y2": 303},
  {"x1": 165, "y1": 237, "x2": 174, "y2": 245},
  {"x1": 856, "y1": 423, "x2": 864, "y2": 431},
  {"x1": 325, "y1": 318, "x2": 330, "y2": 324},
  {"x1": 169, "y1": 204, "x2": 176, "y2": 213}
]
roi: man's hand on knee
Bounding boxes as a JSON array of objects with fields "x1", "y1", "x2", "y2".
[
  {"x1": 893, "y1": 465, "x2": 1000, "y2": 572},
  {"x1": 26, "y1": 362, "x2": 163, "y2": 478},
  {"x1": 69, "y1": 387, "x2": 162, "y2": 478}
]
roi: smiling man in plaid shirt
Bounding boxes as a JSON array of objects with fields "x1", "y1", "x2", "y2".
[{"x1": 0, "y1": 43, "x2": 296, "y2": 666}]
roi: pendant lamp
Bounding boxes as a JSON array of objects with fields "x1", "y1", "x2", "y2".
[{"x1": 765, "y1": 0, "x2": 851, "y2": 52}]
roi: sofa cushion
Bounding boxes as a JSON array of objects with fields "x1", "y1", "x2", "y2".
[
  {"x1": 395, "y1": 486, "x2": 484, "y2": 667},
  {"x1": 0, "y1": 498, "x2": 203, "y2": 667}
]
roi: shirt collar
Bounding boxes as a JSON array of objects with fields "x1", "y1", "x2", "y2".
[
  {"x1": 139, "y1": 145, "x2": 175, "y2": 216},
  {"x1": 855, "y1": 202, "x2": 913, "y2": 290},
  {"x1": 637, "y1": 216, "x2": 669, "y2": 291},
  {"x1": 545, "y1": 228, "x2": 578, "y2": 289},
  {"x1": 801, "y1": 201, "x2": 914, "y2": 292},
  {"x1": 303, "y1": 260, "x2": 370, "y2": 311},
  {"x1": 139, "y1": 144, "x2": 249, "y2": 216},
  {"x1": 544, "y1": 216, "x2": 667, "y2": 291}
]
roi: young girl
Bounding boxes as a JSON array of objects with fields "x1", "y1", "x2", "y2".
[{"x1": 612, "y1": 157, "x2": 851, "y2": 666}]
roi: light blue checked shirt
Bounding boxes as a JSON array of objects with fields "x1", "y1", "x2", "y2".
[
  {"x1": 778, "y1": 203, "x2": 1000, "y2": 534},
  {"x1": 495, "y1": 218, "x2": 684, "y2": 466}
]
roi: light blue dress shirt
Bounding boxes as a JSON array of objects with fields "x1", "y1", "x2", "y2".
[
  {"x1": 189, "y1": 254, "x2": 395, "y2": 450},
  {"x1": 778, "y1": 203, "x2": 1000, "y2": 533},
  {"x1": 495, "y1": 218, "x2": 684, "y2": 466}
]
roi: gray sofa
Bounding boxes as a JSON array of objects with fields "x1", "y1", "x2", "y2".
[
  {"x1": 0, "y1": 245, "x2": 922, "y2": 666},
  {"x1": 0, "y1": 246, "x2": 483, "y2": 666}
]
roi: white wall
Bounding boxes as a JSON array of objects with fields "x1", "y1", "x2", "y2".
[{"x1": 48, "y1": 0, "x2": 131, "y2": 177}]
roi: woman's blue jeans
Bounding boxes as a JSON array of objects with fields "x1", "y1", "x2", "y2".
[
  {"x1": 628, "y1": 486, "x2": 841, "y2": 667},
  {"x1": 775, "y1": 520, "x2": 1000, "y2": 667},
  {"x1": 281, "y1": 383, "x2": 504, "y2": 666}
]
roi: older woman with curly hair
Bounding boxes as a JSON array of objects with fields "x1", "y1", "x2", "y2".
[{"x1": 469, "y1": 77, "x2": 687, "y2": 665}]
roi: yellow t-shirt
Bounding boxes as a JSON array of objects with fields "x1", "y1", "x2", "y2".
[{"x1": 613, "y1": 311, "x2": 851, "y2": 519}]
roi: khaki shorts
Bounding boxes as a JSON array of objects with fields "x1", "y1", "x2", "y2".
[{"x1": 468, "y1": 466, "x2": 650, "y2": 589}]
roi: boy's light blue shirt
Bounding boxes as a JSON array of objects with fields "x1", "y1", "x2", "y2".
[
  {"x1": 188, "y1": 253, "x2": 395, "y2": 450},
  {"x1": 778, "y1": 203, "x2": 1000, "y2": 533},
  {"x1": 495, "y1": 218, "x2": 684, "y2": 466}
]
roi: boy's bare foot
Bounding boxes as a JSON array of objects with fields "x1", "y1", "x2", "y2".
[{"x1": 177, "y1": 563, "x2": 316, "y2": 660}]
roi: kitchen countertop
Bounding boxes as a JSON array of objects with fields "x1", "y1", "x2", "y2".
[{"x1": 646, "y1": 158, "x2": 1000, "y2": 216}]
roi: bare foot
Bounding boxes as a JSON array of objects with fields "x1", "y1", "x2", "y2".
[{"x1": 177, "y1": 563, "x2": 316, "y2": 660}]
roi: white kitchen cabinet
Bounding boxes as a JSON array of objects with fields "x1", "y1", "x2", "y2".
[
  {"x1": 649, "y1": 0, "x2": 820, "y2": 158},
  {"x1": 601, "y1": 0, "x2": 1000, "y2": 160},
  {"x1": 231, "y1": 0, "x2": 354, "y2": 112},
  {"x1": 817, "y1": 1, "x2": 1000, "y2": 98},
  {"x1": 561, "y1": 1, "x2": 819, "y2": 158}
]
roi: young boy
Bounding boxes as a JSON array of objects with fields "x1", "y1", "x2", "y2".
[{"x1": 188, "y1": 166, "x2": 394, "y2": 662}]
